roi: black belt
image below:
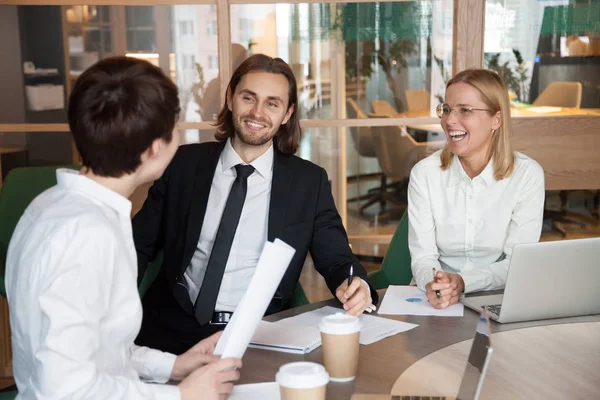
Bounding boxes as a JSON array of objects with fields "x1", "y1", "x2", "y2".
[{"x1": 210, "y1": 311, "x2": 233, "y2": 325}]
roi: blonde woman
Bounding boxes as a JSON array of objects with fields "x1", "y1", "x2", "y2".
[{"x1": 407, "y1": 69, "x2": 545, "y2": 309}]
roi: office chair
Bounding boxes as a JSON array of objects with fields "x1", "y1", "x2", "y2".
[
  {"x1": 371, "y1": 99, "x2": 400, "y2": 117},
  {"x1": 346, "y1": 97, "x2": 388, "y2": 213},
  {"x1": 405, "y1": 89, "x2": 431, "y2": 113},
  {"x1": 0, "y1": 166, "x2": 82, "y2": 400},
  {"x1": 533, "y1": 81, "x2": 588, "y2": 234},
  {"x1": 367, "y1": 113, "x2": 445, "y2": 223},
  {"x1": 0, "y1": 166, "x2": 82, "y2": 298},
  {"x1": 533, "y1": 81, "x2": 582, "y2": 108},
  {"x1": 368, "y1": 210, "x2": 413, "y2": 290}
]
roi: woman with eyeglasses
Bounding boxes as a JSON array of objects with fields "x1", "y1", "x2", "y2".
[{"x1": 407, "y1": 69, "x2": 545, "y2": 309}]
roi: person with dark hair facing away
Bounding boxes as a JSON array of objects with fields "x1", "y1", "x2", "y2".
[
  {"x1": 133, "y1": 54, "x2": 379, "y2": 355},
  {"x1": 5, "y1": 56, "x2": 241, "y2": 400}
]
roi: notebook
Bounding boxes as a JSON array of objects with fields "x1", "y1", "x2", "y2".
[{"x1": 249, "y1": 320, "x2": 321, "y2": 354}]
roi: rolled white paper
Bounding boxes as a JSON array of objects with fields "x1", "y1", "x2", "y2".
[{"x1": 214, "y1": 238, "x2": 296, "y2": 358}]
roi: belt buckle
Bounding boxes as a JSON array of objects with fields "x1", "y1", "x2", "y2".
[{"x1": 211, "y1": 311, "x2": 232, "y2": 325}]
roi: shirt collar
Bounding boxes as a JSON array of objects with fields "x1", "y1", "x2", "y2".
[
  {"x1": 446, "y1": 155, "x2": 495, "y2": 187},
  {"x1": 221, "y1": 138, "x2": 274, "y2": 179},
  {"x1": 56, "y1": 169, "x2": 132, "y2": 217},
  {"x1": 477, "y1": 158, "x2": 496, "y2": 187}
]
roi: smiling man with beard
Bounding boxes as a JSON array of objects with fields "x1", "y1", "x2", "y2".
[{"x1": 132, "y1": 54, "x2": 378, "y2": 355}]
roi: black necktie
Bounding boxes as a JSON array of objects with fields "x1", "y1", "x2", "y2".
[{"x1": 194, "y1": 164, "x2": 255, "y2": 324}]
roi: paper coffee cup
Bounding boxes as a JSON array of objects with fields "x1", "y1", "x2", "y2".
[
  {"x1": 276, "y1": 362, "x2": 329, "y2": 400},
  {"x1": 319, "y1": 313, "x2": 361, "y2": 382}
]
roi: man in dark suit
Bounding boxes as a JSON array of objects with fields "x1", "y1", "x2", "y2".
[{"x1": 133, "y1": 54, "x2": 378, "y2": 355}]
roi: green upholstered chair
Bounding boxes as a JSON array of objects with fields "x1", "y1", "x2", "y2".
[
  {"x1": 367, "y1": 210, "x2": 413, "y2": 290},
  {"x1": 0, "y1": 166, "x2": 81, "y2": 298},
  {"x1": 290, "y1": 282, "x2": 309, "y2": 307},
  {"x1": 0, "y1": 165, "x2": 169, "y2": 301},
  {"x1": 0, "y1": 387, "x2": 17, "y2": 400}
]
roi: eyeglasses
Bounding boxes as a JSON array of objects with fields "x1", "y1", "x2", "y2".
[{"x1": 436, "y1": 103, "x2": 493, "y2": 119}]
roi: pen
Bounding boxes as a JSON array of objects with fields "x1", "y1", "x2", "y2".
[
  {"x1": 432, "y1": 267, "x2": 441, "y2": 299},
  {"x1": 347, "y1": 264, "x2": 354, "y2": 286}
]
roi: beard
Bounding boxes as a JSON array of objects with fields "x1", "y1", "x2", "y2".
[{"x1": 232, "y1": 112, "x2": 279, "y2": 147}]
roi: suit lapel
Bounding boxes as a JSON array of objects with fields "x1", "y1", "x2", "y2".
[
  {"x1": 268, "y1": 150, "x2": 292, "y2": 242},
  {"x1": 180, "y1": 142, "x2": 225, "y2": 275}
]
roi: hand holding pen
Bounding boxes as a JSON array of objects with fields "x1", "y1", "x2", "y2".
[
  {"x1": 432, "y1": 267, "x2": 441, "y2": 299},
  {"x1": 335, "y1": 264, "x2": 376, "y2": 315}
]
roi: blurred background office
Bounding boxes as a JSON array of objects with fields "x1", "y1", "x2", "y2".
[{"x1": 0, "y1": 0, "x2": 598, "y2": 312}]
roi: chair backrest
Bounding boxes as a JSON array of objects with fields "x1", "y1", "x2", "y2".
[
  {"x1": 290, "y1": 282, "x2": 309, "y2": 307},
  {"x1": 368, "y1": 113, "x2": 443, "y2": 182},
  {"x1": 405, "y1": 89, "x2": 431, "y2": 112},
  {"x1": 533, "y1": 81, "x2": 583, "y2": 108},
  {"x1": 0, "y1": 166, "x2": 80, "y2": 297},
  {"x1": 371, "y1": 99, "x2": 400, "y2": 117},
  {"x1": 0, "y1": 389, "x2": 18, "y2": 400},
  {"x1": 367, "y1": 210, "x2": 412, "y2": 289},
  {"x1": 346, "y1": 98, "x2": 377, "y2": 158}
]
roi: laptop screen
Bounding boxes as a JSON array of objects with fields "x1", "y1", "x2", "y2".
[{"x1": 456, "y1": 313, "x2": 493, "y2": 400}]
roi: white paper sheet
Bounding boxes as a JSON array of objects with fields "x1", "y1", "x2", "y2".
[
  {"x1": 378, "y1": 285, "x2": 464, "y2": 317},
  {"x1": 230, "y1": 382, "x2": 280, "y2": 400},
  {"x1": 278, "y1": 306, "x2": 417, "y2": 345},
  {"x1": 214, "y1": 239, "x2": 296, "y2": 358}
]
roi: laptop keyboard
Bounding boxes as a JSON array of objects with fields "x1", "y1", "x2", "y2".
[{"x1": 486, "y1": 304, "x2": 502, "y2": 315}]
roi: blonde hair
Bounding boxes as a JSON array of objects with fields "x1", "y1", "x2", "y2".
[{"x1": 440, "y1": 69, "x2": 515, "y2": 180}]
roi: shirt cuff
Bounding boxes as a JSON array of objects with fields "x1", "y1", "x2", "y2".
[
  {"x1": 359, "y1": 278, "x2": 374, "y2": 303},
  {"x1": 414, "y1": 266, "x2": 435, "y2": 292},
  {"x1": 459, "y1": 272, "x2": 483, "y2": 294},
  {"x1": 131, "y1": 345, "x2": 177, "y2": 383}
]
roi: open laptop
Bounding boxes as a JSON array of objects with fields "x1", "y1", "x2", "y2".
[
  {"x1": 352, "y1": 312, "x2": 493, "y2": 400},
  {"x1": 462, "y1": 237, "x2": 600, "y2": 323}
]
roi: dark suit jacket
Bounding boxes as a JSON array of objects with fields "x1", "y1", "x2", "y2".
[{"x1": 132, "y1": 141, "x2": 378, "y2": 352}]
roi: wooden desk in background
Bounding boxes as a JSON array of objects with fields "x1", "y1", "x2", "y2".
[
  {"x1": 239, "y1": 292, "x2": 600, "y2": 399},
  {"x1": 396, "y1": 109, "x2": 600, "y2": 191}
]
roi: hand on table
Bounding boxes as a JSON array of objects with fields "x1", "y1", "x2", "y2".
[{"x1": 426, "y1": 271, "x2": 464, "y2": 309}]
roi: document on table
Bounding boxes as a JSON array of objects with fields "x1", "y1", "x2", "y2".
[
  {"x1": 378, "y1": 285, "x2": 464, "y2": 317},
  {"x1": 214, "y1": 239, "x2": 296, "y2": 358},
  {"x1": 277, "y1": 306, "x2": 418, "y2": 345},
  {"x1": 230, "y1": 382, "x2": 280, "y2": 400},
  {"x1": 249, "y1": 320, "x2": 321, "y2": 354}
]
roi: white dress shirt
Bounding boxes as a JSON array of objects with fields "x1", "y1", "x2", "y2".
[
  {"x1": 184, "y1": 139, "x2": 272, "y2": 311},
  {"x1": 6, "y1": 169, "x2": 179, "y2": 400},
  {"x1": 408, "y1": 151, "x2": 545, "y2": 293}
]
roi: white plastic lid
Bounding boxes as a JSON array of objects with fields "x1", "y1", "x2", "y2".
[
  {"x1": 318, "y1": 313, "x2": 361, "y2": 335},
  {"x1": 275, "y1": 362, "x2": 329, "y2": 389}
]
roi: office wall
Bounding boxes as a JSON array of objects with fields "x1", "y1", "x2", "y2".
[
  {"x1": 18, "y1": 5, "x2": 72, "y2": 165},
  {"x1": 0, "y1": 6, "x2": 27, "y2": 148}
]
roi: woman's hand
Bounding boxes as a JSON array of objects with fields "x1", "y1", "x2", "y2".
[
  {"x1": 425, "y1": 271, "x2": 464, "y2": 309},
  {"x1": 178, "y1": 357, "x2": 242, "y2": 400},
  {"x1": 170, "y1": 331, "x2": 223, "y2": 381}
]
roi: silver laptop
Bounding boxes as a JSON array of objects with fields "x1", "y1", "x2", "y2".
[
  {"x1": 462, "y1": 237, "x2": 600, "y2": 323},
  {"x1": 351, "y1": 312, "x2": 493, "y2": 400}
]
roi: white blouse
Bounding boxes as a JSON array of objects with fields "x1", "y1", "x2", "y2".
[
  {"x1": 407, "y1": 151, "x2": 545, "y2": 293},
  {"x1": 6, "y1": 169, "x2": 179, "y2": 399}
]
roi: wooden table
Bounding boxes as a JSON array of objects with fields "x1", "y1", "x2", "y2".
[
  {"x1": 392, "y1": 322, "x2": 600, "y2": 399},
  {"x1": 238, "y1": 292, "x2": 600, "y2": 399}
]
